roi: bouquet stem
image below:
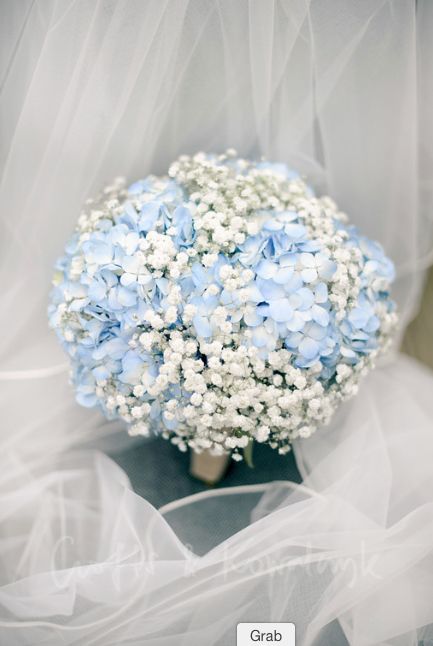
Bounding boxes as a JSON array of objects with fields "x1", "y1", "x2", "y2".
[{"x1": 190, "y1": 450, "x2": 230, "y2": 484}]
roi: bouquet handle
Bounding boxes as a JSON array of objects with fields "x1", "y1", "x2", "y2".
[{"x1": 190, "y1": 450, "x2": 230, "y2": 484}]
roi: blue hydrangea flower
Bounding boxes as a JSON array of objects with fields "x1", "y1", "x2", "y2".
[{"x1": 48, "y1": 154, "x2": 396, "y2": 447}]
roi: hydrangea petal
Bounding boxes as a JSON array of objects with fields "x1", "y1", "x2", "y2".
[
  {"x1": 139, "y1": 202, "x2": 160, "y2": 232},
  {"x1": 307, "y1": 323, "x2": 329, "y2": 341},
  {"x1": 256, "y1": 279, "x2": 285, "y2": 300},
  {"x1": 244, "y1": 309, "x2": 264, "y2": 327},
  {"x1": 311, "y1": 305, "x2": 330, "y2": 327},
  {"x1": 263, "y1": 219, "x2": 283, "y2": 232},
  {"x1": 300, "y1": 253, "x2": 315, "y2": 268},
  {"x1": 273, "y1": 266, "x2": 294, "y2": 285},
  {"x1": 84, "y1": 241, "x2": 113, "y2": 265},
  {"x1": 256, "y1": 259, "x2": 277, "y2": 279},
  {"x1": 268, "y1": 298, "x2": 293, "y2": 323},
  {"x1": 252, "y1": 326, "x2": 272, "y2": 348},
  {"x1": 284, "y1": 223, "x2": 307, "y2": 239},
  {"x1": 117, "y1": 286, "x2": 137, "y2": 307},
  {"x1": 318, "y1": 258, "x2": 337, "y2": 280},
  {"x1": 285, "y1": 332, "x2": 303, "y2": 349},
  {"x1": 348, "y1": 306, "x2": 370, "y2": 329},
  {"x1": 88, "y1": 280, "x2": 107, "y2": 302},
  {"x1": 301, "y1": 268, "x2": 318, "y2": 283},
  {"x1": 315, "y1": 282, "x2": 328, "y2": 303},
  {"x1": 286, "y1": 312, "x2": 305, "y2": 332},
  {"x1": 193, "y1": 315, "x2": 212, "y2": 338},
  {"x1": 299, "y1": 337, "x2": 320, "y2": 359}
]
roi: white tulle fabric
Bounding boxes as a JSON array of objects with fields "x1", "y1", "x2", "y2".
[{"x1": 1, "y1": 1, "x2": 433, "y2": 644}]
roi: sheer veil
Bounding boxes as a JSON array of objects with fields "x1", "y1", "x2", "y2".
[{"x1": 1, "y1": 1, "x2": 433, "y2": 644}]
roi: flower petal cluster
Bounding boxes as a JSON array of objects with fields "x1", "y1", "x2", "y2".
[{"x1": 49, "y1": 151, "x2": 397, "y2": 459}]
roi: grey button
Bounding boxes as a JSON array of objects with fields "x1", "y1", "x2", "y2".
[{"x1": 237, "y1": 623, "x2": 295, "y2": 645}]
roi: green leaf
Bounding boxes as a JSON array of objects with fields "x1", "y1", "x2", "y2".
[{"x1": 243, "y1": 440, "x2": 254, "y2": 468}]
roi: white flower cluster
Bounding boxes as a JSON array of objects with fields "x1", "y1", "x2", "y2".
[{"x1": 50, "y1": 151, "x2": 397, "y2": 461}]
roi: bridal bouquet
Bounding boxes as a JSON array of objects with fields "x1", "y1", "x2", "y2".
[{"x1": 49, "y1": 151, "x2": 397, "y2": 461}]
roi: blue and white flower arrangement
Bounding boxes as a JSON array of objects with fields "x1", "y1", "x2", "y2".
[{"x1": 49, "y1": 151, "x2": 397, "y2": 460}]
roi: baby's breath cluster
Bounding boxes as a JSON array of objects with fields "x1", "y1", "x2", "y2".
[{"x1": 49, "y1": 152, "x2": 397, "y2": 460}]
